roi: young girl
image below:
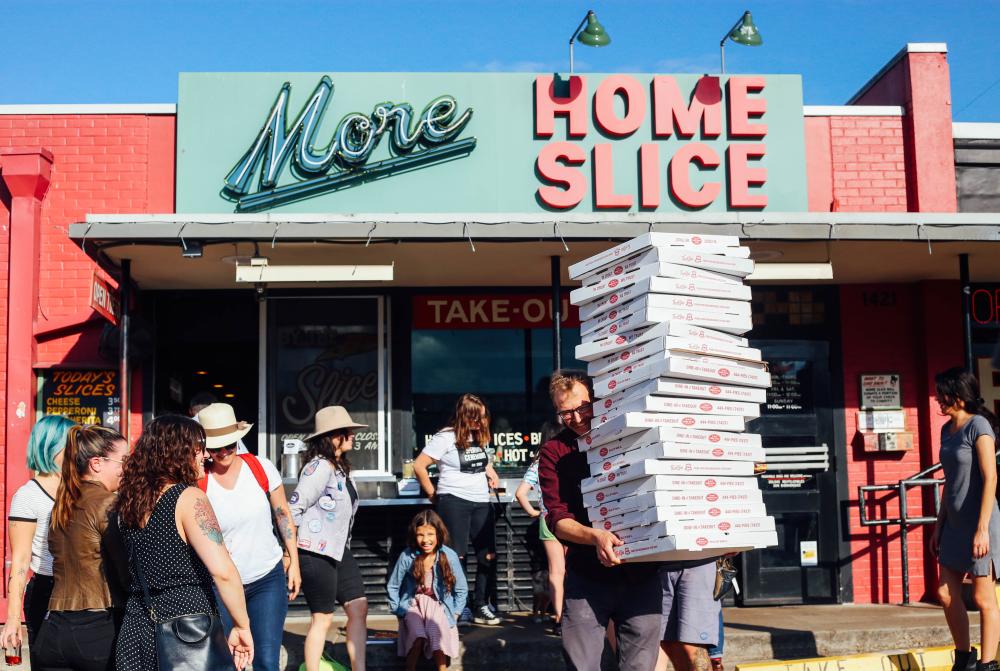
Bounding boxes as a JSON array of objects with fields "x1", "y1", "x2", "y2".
[{"x1": 387, "y1": 510, "x2": 468, "y2": 671}]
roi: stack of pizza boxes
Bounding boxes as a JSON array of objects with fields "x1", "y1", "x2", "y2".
[{"x1": 568, "y1": 233, "x2": 777, "y2": 562}]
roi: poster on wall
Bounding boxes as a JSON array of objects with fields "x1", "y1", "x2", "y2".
[
  {"x1": 859, "y1": 373, "x2": 901, "y2": 410},
  {"x1": 272, "y1": 298, "x2": 384, "y2": 473},
  {"x1": 40, "y1": 369, "x2": 121, "y2": 429}
]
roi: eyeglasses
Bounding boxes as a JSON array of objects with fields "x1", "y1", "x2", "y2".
[
  {"x1": 207, "y1": 444, "x2": 237, "y2": 455},
  {"x1": 557, "y1": 402, "x2": 593, "y2": 420}
]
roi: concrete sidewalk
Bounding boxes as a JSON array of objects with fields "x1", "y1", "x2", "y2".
[{"x1": 280, "y1": 603, "x2": 976, "y2": 670}]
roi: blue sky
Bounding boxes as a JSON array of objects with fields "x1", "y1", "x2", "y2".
[{"x1": 5, "y1": 0, "x2": 999, "y2": 121}]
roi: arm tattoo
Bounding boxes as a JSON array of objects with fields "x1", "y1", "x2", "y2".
[
  {"x1": 273, "y1": 505, "x2": 295, "y2": 544},
  {"x1": 193, "y1": 497, "x2": 225, "y2": 545}
]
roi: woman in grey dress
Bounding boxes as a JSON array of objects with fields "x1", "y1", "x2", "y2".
[{"x1": 932, "y1": 368, "x2": 1000, "y2": 671}]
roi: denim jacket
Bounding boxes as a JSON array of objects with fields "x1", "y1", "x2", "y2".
[
  {"x1": 289, "y1": 458, "x2": 358, "y2": 561},
  {"x1": 386, "y1": 545, "x2": 468, "y2": 627}
]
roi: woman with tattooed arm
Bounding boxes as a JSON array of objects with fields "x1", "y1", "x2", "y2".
[
  {"x1": 197, "y1": 403, "x2": 301, "y2": 671},
  {"x1": 114, "y1": 415, "x2": 254, "y2": 671}
]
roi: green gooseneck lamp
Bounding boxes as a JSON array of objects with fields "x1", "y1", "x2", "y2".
[
  {"x1": 569, "y1": 10, "x2": 611, "y2": 75},
  {"x1": 720, "y1": 10, "x2": 763, "y2": 74}
]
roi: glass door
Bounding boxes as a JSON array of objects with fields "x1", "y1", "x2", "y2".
[{"x1": 268, "y1": 296, "x2": 388, "y2": 475}]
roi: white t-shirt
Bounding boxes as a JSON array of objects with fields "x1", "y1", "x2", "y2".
[
  {"x1": 205, "y1": 456, "x2": 284, "y2": 584},
  {"x1": 422, "y1": 429, "x2": 491, "y2": 503},
  {"x1": 8, "y1": 480, "x2": 55, "y2": 576}
]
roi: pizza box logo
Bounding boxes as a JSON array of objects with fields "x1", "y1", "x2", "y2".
[
  {"x1": 608, "y1": 381, "x2": 617, "y2": 390},
  {"x1": 608, "y1": 310, "x2": 618, "y2": 320},
  {"x1": 613, "y1": 265, "x2": 624, "y2": 275},
  {"x1": 603, "y1": 462, "x2": 612, "y2": 471},
  {"x1": 620, "y1": 351, "x2": 630, "y2": 361},
  {"x1": 599, "y1": 506, "x2": 609, "y2": 516},
  {"x1": 708, "y1": 507, "x2": 721, "y2": 516},
  {"x1": 696, "y1": 537, "x2": 709, "y2": 546},
  {"x1": 709, "y1": 385, "x2": 722, "y2": 395},
  {"x1": 718, "y1": 368, "x2": 731, "y2": 377},
  {"x1": 603, "y1": 521, "x2": 612, "y2": 530},
  {"x1": 604, "y1": 399, "x2": 613, "y2": 409},
  {"x1": 584, "y1": 436, "x2": 593, "y2": 445},
  {"x1": 718, "y1": 522, "x2": 731, "y2": 531},
  {"x1": 691, "y1": 236, "x2": 703, "y2": 245},
  {"x1": 609, "y1": 294, "x2": 619, "y2": 304},
  {"x1": 706, "y1": 493, "x2": 719, "y2": 502},
  {"x1": 608, "y1": 279, "x2": 619, "y2": 288},
  {"x1": 596, "y1": 492, "x2": 605, "y2": 501},
  {"x1": 609, "y1": 324, "x2": 619, "y2": 334},
  {"x1": 709, "y1": 434, "x2": 721, "y2": 443},
  {"x1": 705, "y1": 479, "x2": 717, "y2": 487},
  {"x1": 599, "y1": 447, "x2": 609, "y2": 457},
  {"x1": 616, "y1": 336, "x2": 626, "y2": 345},
  {"x1": 682, "y1": 417, "x2": 696, "y2": 426},
  {"x1": 699, "y1": 402, "x2": 713, "y2": 412},
  {"x1": 712, "y1": 448, "x2": 724, "y2": 457},
  {"x1": 608, "y1": 473, "x2": 616, "y2": 482}
]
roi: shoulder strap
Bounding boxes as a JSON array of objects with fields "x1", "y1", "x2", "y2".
[
  {"x1": 197, "y1": 476, "x2": 208, "y2": 492},
  {"x1": 129, "y1": 536, "x2": 159, "y2": 623},
  {"x1": 239, "y1": 454, "x2": 270, "y2": 494}
]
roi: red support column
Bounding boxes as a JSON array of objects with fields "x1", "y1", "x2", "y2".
[{"x1": 0, "y1": 148, "x2": 53, "y2": 613}]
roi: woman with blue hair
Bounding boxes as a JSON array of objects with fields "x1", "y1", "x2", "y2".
[{"x1": 0, "y1": 414, "x2": 76, "y2": 660}]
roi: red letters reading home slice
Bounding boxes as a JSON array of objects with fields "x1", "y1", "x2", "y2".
[{"x1": 534, "y1": 74, "x2": 767, "y2": 210}]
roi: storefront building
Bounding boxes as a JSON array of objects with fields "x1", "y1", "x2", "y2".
[{"x1": 1, "y1": 42, "x2": 998, "y2": 613}]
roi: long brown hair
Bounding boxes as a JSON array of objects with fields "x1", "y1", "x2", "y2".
[
  {"x1": 304, "y1": 430, "x2": 352, "y2": 476},
  {"x1": 406, "y1": 509, "x2": 456, "y2": 592},
  {"x1": 115, "y1": 415, "x2": 205, "y2": 529},
  {"x1": 51, "y1": 425, "x2": 125, "y2": 532},
  {"x1": 449, "y1": 393, "x2": 491, "y2": 451}
]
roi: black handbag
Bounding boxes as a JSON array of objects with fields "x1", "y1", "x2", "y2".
[{"x1": 132, "y1": 549, "x2": 233, "y2": 671}]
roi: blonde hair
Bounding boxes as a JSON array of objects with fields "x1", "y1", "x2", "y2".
[{"x1": 548, "y1": 369, "x2": 593, "y2": 405}]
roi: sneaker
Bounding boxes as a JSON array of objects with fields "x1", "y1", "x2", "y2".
[
  {"x1": 457, "y1": 607, "x2": 473, "y2": 628},
  {"x1": 473, "y1": 604, "x2": 501, "y2": 625},
  {"x1": 710, "y1": 657, "x2": 724, "y2": 671}
]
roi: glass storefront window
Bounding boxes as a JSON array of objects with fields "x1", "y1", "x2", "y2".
[
  {"x1": 410, "y1": 293, "x2": 581, "y2": 477},
  {"x1": 270, "y1": 297, "x2": 387, "y2": 473}
]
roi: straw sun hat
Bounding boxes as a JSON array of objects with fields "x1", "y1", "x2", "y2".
[
  {"x1": 196, "y1": 403, "x2": 253, "y2": 450},
  {"x1": 306, "y1": 406, "x2": 367, "y2": 441}
]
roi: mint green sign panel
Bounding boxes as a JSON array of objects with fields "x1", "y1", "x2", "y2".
[{"x1": 176, "y1": 72, "x2": 807, "y2": 214}]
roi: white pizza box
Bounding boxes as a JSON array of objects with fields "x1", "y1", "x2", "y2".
[
  {"x1": 573, "y1": 263, "x2": 756, "y2": 308},
  {"x1": 587, "y1": 441, "x2": 766, "y2": 476},
  {"x1": 587, "y1": 488, "x2": 765, "y2": 521},
  {"x1": 613, "y1": 515, "x2": 776, "y2": 544},
  {"x1": 581, "y1": 459, "x2": 756, "y2": 494},
  {"x1": 588, "y1": 411, "x2": 746, "y2": 443},
  {"x1": 593, "y1": 353, "x2": 771, "y2": 398},
  {"x1": 568, "y1": 233, "x2": 743, "y2": 279},
  {"x1": 586, "y1": 334, "x2": 761, "y2": 375},
  {"x1": 593, "y1": 392, "x2": 761, "y2": 422},
  {"x1": 581, "y1": 473, "x2": 760, "y2": 508},
  {"x1": 592, "y1": 499, "x2": 769, "y2": 527},
  {"x1": 577, "y1": 284, "x2": 753, "y2": 322},
  {"x1": 582, "y1": 295, "x2": 754, "y2": 339},
  {"x1": 579, "y1": 319, "x2": 753, "y2": 361},
  {"x1": 578, "y1": 277, "x2": 752, "y2": 321},
  {"x1": 580, "y1": 425, "x2": 763, "y2": 456},
  {"x1": 616, "y1": 530, "x2": 779, "y2": 563},
  {"x1": 586, "y1": 305, "x2": 755, "y2": 342},
  {"x1": 600, "y1": 377, "x2": 768, "y2": 406},
  {"x1": 582, "y1": 251, "x2": 745, "y2": 287}
]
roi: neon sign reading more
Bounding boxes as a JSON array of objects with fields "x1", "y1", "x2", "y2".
[{"x1": 223, "y1": 76, "x2": 475, "y2": 212}]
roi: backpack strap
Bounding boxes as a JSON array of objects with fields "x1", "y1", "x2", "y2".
[
  {"x1": 197, "y1": 476, "x2": 208, "y2": 492},
  {"x1": 239, "y1": 453, "x2": 270, "y2": 495}
]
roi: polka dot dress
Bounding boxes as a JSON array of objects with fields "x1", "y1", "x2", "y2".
[{"x1": 115, "y1": 484, "x2": 218, "y2": 670}]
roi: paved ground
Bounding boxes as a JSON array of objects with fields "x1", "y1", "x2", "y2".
[{"x1": 279, "y1": 603, "x2": 977, "y2": 670}]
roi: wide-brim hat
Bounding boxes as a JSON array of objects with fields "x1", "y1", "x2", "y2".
[
  {"x1": 197, "y1": 403, "x2": 254, "y2": 449},
  {"x1": 306, "y1": 406, "x2": 367, "y2": 441}
]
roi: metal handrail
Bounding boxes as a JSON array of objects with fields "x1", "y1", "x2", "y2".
[{"x1": 858, "y1": 451, "x2": 1000, "y2": 604}]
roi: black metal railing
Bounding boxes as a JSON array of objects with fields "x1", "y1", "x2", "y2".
[{"x1": 857, "y1": 462, "x2": 943, "y2": 604}]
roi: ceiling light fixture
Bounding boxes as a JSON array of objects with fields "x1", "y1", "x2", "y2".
[
  {"x1": 235, "y1": 258, "x2": 394, "y2": 283},
  {"x1": 745, "y1": 263, "x2": 833, "y2": 281}
]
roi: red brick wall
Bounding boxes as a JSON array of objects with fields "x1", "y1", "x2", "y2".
[
  {"x1": 829, "y1": 116, "x2": 907, "y2": 212},
  {"x1": 841, "y1": 282, "x2": 963, "y2": 603},
  {"x1": 0, "y1": 114, "x2": 175, "y2": 613}
]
